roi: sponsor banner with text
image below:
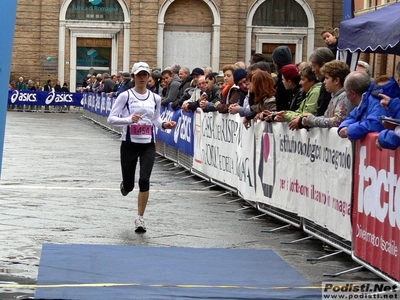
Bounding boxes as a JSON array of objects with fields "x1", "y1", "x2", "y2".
[
  {"x1": 264, "y1": 123, "x2": 353, "y2": 241},
  {"x1": 82, "y1": 92, "x2": 112, "y2": 116},
  {"x1": 9, "y1": 90, "x2": 83, "y2": 107},
  {"x1": 156, "y1": 104, "x2": 194, "y2": 156},
  {"x1": 193, "y1": 110, "x2": 256, "y2": 199},
  {"x1": 353, "y1": 133, "x2": 400, "y2": 281}
]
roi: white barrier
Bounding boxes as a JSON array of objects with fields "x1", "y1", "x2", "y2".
[{"x1": 191, "y1": 111, "x2": 353, "y2": 242}]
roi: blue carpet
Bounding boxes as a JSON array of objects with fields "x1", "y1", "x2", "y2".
[{"x1": 34, "y1": 244, "x2": 320, "y2": 299}]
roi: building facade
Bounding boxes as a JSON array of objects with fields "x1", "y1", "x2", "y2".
[{"x1": 11, "y1": 0, "x2": 343, "y2": 91}]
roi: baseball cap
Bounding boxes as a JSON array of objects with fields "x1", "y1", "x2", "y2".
[{"x1": 131, "y1": 62, "x2": 151, "y2": 75}]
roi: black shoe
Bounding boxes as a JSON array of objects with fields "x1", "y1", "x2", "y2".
[{"x1": 120, "y1": 181, "x2": 128, "y2": 196}]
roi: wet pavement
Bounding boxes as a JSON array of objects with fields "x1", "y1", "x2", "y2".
[{"x1": 0, "y1": 111, "x2": 381, "y2": 299}]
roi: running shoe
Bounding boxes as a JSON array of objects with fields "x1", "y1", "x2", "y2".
[
  {"x1": 135, "y1": 216, "x2": 146, "y2": 233},
  {"x1": 120, "y1": 181, "x2": 129, "y2": 196}
]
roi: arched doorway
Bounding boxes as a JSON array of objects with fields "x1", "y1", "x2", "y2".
[
  {"x1": 59, "y1": 0, "x2": 131, "y2": 91},
  {"x1": 157, "y1": 0, "x2": 221, "y2": 71},
  {"x1": 246, "y1": 0, "x2": 315, "y2": 64}
]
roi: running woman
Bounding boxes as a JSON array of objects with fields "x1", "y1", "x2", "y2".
[{"x1": 107, "y1": 62, "x2": 176, "y2": 233}]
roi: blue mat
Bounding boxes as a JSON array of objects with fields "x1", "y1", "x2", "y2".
[{"x1": 35, "y1": 244, "x2": 321, "y2": 299}]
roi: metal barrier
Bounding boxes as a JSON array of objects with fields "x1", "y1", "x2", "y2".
[{"x1": 81, "y1": 108, "x2": 400, "y2": 286}]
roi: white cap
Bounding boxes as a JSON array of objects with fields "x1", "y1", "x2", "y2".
[{"x1": 131, "y1": 62, "x2": 151, "y2": 75}]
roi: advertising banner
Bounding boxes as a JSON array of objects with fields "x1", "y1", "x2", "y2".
[
  {"x1": 193, "y1": 110, "x2": 255, "y2": 197},
  {"x1": 0, "y1": 1, "x2": 18, "y2": 178},
  {"x1": 353, "y1": 133, "x2": 400, "y2": 281},
  {"x1": 156, "y1": 104, "x2": 194, "y2": 156},
  {"x1": 8, "y1": 90, "x2": 83, "y2": 107},
  {"x1": 82, "y1": 92, "x2": 113, "y2": 117},
  {"x1": 258, "y1": 123, "x2": 353, "y2": 241}
]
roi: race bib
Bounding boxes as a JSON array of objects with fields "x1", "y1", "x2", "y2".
[{"x1": 130, "y1": 124, "x2": 152, "y2": 136}]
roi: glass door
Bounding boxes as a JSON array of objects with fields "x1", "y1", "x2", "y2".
[{"x1": 76, "y1": 38, "x2": 112, "y2": 89}]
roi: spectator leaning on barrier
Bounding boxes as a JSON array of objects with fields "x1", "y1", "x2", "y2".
[
  {"x1": 173, "y1": 79, "x2": 197, "y2": 111},
  {"x1": 280, "y1": 64, "x2": 304, "y2": 112},
  {"x1": 182, "y1": 75, "x2": 208, "y2": 113},
  {"x1": 109, "y1": 72, "x2": 123, "y2": 98},
  {"x1": 107, "y1": 61, "x2": 177, "y2": 233},
  {"x1": 214, "y1": 64, "x2": 238, "y2": 113},
  {"x1": 265, "y1": 65, "x2": 322, "y2": 131},
  {"x1": 199, "y1": 73, "x2": 221, "y2": 112},
  {"x1": 309, "y1": 47, "x2": 336, "y2": 116},
  {"x1": 303, "y1": 60, "x2": 352, "y2": 128},
  {"x1": 111, "y1": 72, "x2": 131, "y2": 98},
  {"x1": 102, "y1": 73, "x2": 116, "y2": 94},
  {"x1": 92, "y1": 74, "x2": 103, "y2": 94},
  {"x1": 242, "y1": 70, "x2": 277, "y2": 129},
  {"x1": 171, "y1": 67, "x2": 204, "y2": 110},
  {"x1": 338, "y1": 73, "x2": 400, "y2": 140},
  {"x1": 83, "y1": 76, "x2": 93, "y2": 92},
  {"x1": 214, "y1": 66, "x2": 246, "y2": 114}
]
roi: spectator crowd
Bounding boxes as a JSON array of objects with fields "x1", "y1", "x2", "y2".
[{"x1": 10, "y1": 26, "x2": 400, "y2": 150}]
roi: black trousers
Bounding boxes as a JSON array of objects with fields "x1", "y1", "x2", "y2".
[{"x1": 120, "y1": 141, "x2": 155, "y2": 192}]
